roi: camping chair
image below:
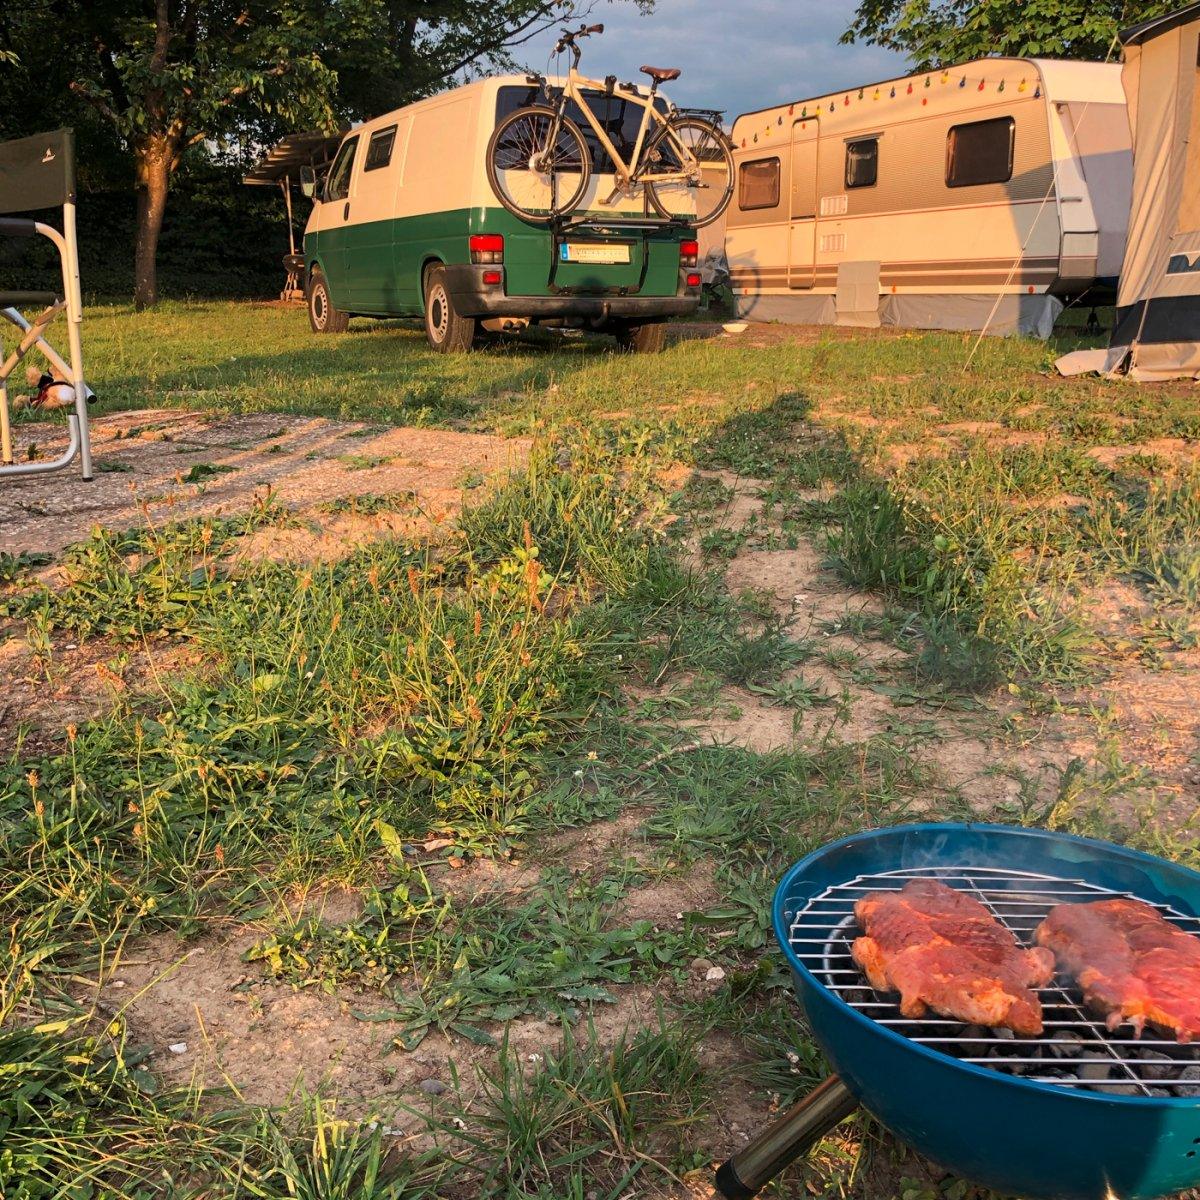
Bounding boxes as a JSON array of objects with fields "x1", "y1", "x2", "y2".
[{"x1": 0, "y1": 128, "x2": 92, "y2": 480}]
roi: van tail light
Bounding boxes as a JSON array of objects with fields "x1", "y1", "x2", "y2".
[
  {"x1": 680, "y1": 239, "x2": 699, "y2": 268},
  {"x1": 470, "y1": 234, "x2": 504, "y2": 265},
  {"x1": 686, "y1": 272, "x2": 702, "y2": 289},
  {"x1": 482, "y1": 269, "x2": 503, "y2": 286}
]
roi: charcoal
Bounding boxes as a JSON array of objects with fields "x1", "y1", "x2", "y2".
[
  {"x1": 1079, "y1": 1059, "x2": 1112, "y2": 1083},
  {"x1": 1107, "y1": 1082, "x2": 1144, "y2": 1096},
  {"x1": 1050, "y1": 1031, "x2": 1083, "y2": 1058},
  {"x1": 1175, "y1": 1064, "x2": 1200, "y2": 1098},
  {"x1": 1135, "y1": 1050, "x2": 1175, "y2": 1081},
  {"x1": 986, "y1": 1047, "x2": 1027, "y2": 1074},
  {"x1": 990, "y1": 1025, "x2": 1016, "y2": 1041}
]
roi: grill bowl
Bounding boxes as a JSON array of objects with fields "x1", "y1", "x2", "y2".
[{"x1": 774, "y1": 823, "x2": 1200, "y2": 1200}]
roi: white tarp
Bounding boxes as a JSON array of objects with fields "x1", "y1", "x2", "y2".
[{"x1": 1059, "y1": 3, "x2": 1200, "y2": 380}]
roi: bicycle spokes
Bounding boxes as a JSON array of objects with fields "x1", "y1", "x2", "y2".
[
  {"x1": 645, "y1": 117, "x2": 734, "y2": 227},
  {"x1": 487, "y1": 109, "x2": 591, "y2": 220}
]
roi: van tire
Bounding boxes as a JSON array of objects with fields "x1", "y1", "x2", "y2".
[
  {"x1": 614, "y1": 321, "x2": 667, "y2": 354},
  {"x1": 424, "y1": 266, "x2": 477, "y2": 353},
  {"x1": 307, "y1": 267, "x2": 349, "y2": 334}
]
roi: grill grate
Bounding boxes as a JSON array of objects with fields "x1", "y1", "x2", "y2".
[{"x1": 787, "y1": 865, "x2": 1200, "y2": 1096}]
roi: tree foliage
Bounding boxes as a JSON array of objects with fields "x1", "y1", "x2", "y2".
[
  {"x1": 841, "y1": 0, "x2": 1180, "y2": 68},
  {"x1": 0, "y1": 0, "x2": 651, "y2": 306}
]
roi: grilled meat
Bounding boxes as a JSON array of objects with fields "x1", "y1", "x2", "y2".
[
  {"x1": 1035, "y1": 898, "x2": 1200, "y2": 1043},
  {"x1": 853, "y1": 878, "x2": 1055, "y2": 1036}
]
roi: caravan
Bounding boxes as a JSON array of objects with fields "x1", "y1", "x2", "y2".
[
  {"x1": 301, "y1": 75, "x2": 703, "y2": 353},
  {"x1": 726, "y1": 59, "x2": 1132, "y2": 336}
]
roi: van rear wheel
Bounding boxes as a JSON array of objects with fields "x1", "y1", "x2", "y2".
[
  {"x1": 613, "y1": 321, "x2": 667, "y2": 354},
  {"x1": 307, "y1": 266, "x2": 349, "y2": 334},
  {"x1": 424, "y1": 266, "x2": 477, "y2": 353}
]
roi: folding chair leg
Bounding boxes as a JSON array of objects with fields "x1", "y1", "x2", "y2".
[
  {"x1": 62, "y1": 199, "x2": 91, "y2": 479},
  {"x1": 0, "y1": 376, "x2": 11, "y2": 466}
]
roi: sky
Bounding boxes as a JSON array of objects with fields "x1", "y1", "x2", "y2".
[{"x1": 514, "y1": 0, "x2": 910, "y2": 118}]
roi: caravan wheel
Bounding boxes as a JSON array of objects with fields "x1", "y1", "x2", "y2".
[{"x1": 307, "y1": 267, "x2": 349, "y2": 334}]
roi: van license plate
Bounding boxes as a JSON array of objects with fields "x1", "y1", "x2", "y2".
[{"x1": 560, "y1": 242, "x2": 631, "y2": 264}]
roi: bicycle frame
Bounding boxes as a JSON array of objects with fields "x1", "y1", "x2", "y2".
[{"x1": 546, "y1": 67, "x2": 701, "y2": 191}]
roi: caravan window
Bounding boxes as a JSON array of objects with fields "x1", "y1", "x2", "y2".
[
  {"x1": 946, "y1": 117, "x2": 1014, "y2": 187},
  {"x1": 845, "y1": 138, "x2": 878, "y2": 188},
  {"x1": 364, "y1": 126, "x2": 397, "y2": 172},
  {"x1": 496, "y1": 86, "x2": 668, "y2": 175},
  {"x1": 739, "y1": 157, "x2": 780, "y2": 210},
  {"x1": 325, "y1": 135, "x2": 359, "y2": 201}
]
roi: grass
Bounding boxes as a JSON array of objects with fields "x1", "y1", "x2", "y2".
[{"x1": 5, "y1": 300, "x2": 1200, "y2": 1198}]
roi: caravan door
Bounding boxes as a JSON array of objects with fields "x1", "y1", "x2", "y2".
[{"x1": 788, "y1": 119, "x2": 819, "y2": 288}]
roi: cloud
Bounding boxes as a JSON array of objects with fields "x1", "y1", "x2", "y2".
[{"x1": 518, "y1": 0, "x2": 909, "y2": 117}]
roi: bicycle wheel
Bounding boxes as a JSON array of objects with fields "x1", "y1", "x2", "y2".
[
  {"x1": 644, "y1": 116, "x2": 734, "y2": 228},
  {"x1": 486, "y1": 106, "x2": 591, "y2": 223}
]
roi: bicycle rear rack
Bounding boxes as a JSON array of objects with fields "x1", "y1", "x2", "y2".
[{"x1": 549, "y1": 212, "x2": 692, "y2": 236}]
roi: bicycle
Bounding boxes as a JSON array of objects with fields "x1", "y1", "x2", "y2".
[{"x1": 485, "y1": 23, "x2": 734, "y2": 228}]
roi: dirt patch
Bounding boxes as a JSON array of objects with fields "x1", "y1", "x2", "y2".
[
  {"x1": 724, "y1": 545, "x2": 883, "y2": 630},
  {"x1": 545, "y1": 808, "x2": 652, "y2": 866},
  {"x1": 673, "y1": 323, "x2": 910, "y2": 349},
  {"x1": 1077, "y1": 657, "x2": 1200, "y2": 801},
  {"x1": 0, "y1": 631, "x2": 202, "y2": 755},
  {"x1": 619, "y1": 860, "x2": 720, "y2": 926},
  {"x1": 690, "y1": 468, "x2": 768, "y2": 533},
  {"x1": 681, "y1": 689, "x2": 799, "y2": 753},
  {"x1": 1085, "y1": 438, "x2": 1200, "y2": 470},
  {"x1": 1, "y1": 410, "x2": 530, "y2": 556},
  {"x1": 100, "y1": 930, "x2": 675, "y2": 1118}
]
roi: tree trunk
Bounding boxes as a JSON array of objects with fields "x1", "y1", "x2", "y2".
[{"x1": 133, "y1": 135, "x2": 174, "y2": 310}]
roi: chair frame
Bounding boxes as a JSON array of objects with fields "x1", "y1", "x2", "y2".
[{"x1": 0, "y1": 128, "x2": 93, "y2": 481}]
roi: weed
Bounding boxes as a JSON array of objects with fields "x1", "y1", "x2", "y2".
[
  {"x1": 0, "y1": 550, "x2": 51, "y2": 586},
  {"x1": 435, "y1": 1018, "x2": 705, "y2": 1197},
  {"x1": 0, "y1": 1023, "x2": 237, "y2": 1197},
  {"x1": 183, "y1": 461, "x2": 236, "y2": 483},
  {"x1": 318, "y1": 492, "x2": 418, "y2": 517},
  {"x1": 252, "y1": 863, "x2": 699, "y2": 1048}
]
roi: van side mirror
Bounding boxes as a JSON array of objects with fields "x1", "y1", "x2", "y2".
[{"x1": 299, "y1": 165, "x2": 317, "y2": 199}]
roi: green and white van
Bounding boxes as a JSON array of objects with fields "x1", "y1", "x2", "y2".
[{"x1": 302, "y1": 75, "x2": 703, "y2": 353}]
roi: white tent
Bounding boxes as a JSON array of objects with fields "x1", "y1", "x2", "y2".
[{"x1": 1059, "y1": 2, "x2": 1200, "y2": 379}]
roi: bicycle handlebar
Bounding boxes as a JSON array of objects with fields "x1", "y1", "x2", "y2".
[{"x1": 554, "y1": 22, "x2": 604, "y2": 54}]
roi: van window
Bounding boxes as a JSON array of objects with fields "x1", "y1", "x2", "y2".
[
  {"x1": 946, "y1": 117, "x2": 1014, "y2": 188},
  {"x1": 496, "y1": 85, "x2": 668, "y2": 175},
  {"x1": 325, "y1": 135, "x2": 359, "y2": 201},
  {"x1": 845, "y1": 138, "x2": 878, "y2": 188},
  {"x1": 739, "y1": 157, "x2": 780, "y2": 210},
  {"x1": 364, "y1": 126, "x2": 397, "y2": 172}
]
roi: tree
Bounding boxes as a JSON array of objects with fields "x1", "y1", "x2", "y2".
[
  {"x1": 0, "y1": 0, "x2": 651, "y2": 309},
  {"x1": 841, "y1": 0, "x2": 1181, "y2": 69}
]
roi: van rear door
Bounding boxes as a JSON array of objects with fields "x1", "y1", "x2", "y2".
[
  {"x1": 492, "y1": 84, "x2": 685, "y2": 299},
  {"x1": 495, "y1": 215, "x2": 684, "y2": 299}
]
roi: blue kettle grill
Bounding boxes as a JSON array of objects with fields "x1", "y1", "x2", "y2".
[{"x1": 714, "y1": 825, "x2": 1200, "y2": 1200}]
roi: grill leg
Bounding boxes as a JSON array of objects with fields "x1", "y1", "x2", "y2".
[{"x1": 714, "y1": 1075, "x2": 858, "y2": 1199}]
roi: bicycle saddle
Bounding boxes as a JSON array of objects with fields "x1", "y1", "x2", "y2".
[{"x1": 640, "y1": 65, "x2": 681, "y2": 82}]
